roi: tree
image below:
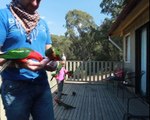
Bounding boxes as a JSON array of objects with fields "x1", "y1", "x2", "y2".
[
  {"x1": 65, "y1": 9, "x2": 96, "y2": 38},
  {"x1": 51, "y1": 34, "x2": 75, "y2": 60},
  {"x1": 89, "y1": 18, "x2": 123, "y2": 61},
  {"x1": 98, "y1": 0, "x2": 126, "y2": 60},
  {"x1": 99, "y1": 0, "x2": 128, "y2": 19},
  {"x1": 65, "y1": 9, "x2": 98, "y2": 60},
  {"x1": 53, "y1": 1, "x2": 126, "y2": 61}
]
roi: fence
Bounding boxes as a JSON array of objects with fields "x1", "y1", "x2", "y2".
[{"x1": 65, "y1": 61, "x2": 123, "y2": 83}]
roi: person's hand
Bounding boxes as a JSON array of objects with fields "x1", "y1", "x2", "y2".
[
  {"x1": 44, "y1": 61, "x2": 58, "y2": 71},
  {"x1": 20, "y1": 59, "x2": 43, "y2": 71},
  {"x1": 19, "y1": 58, "x2": 50, "y2": 71},
  {"x1": 0, "y1": 58, "x2": 7, "y2": 66}
]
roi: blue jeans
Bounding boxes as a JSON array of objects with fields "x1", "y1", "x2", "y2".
[{"x1": 1, "y1": 80, "x2": 54, "y2": 120}]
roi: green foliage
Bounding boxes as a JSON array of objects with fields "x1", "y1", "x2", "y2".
[
  {"x1": 50, "y1": 1, "x2": 125, "y2": 61},
  {"x1": 51, "y1": 34, "x2": 75, "y2": 60},
  {"x1": 65, "y1": 9, "x2": 97, "y2": 38},
  {"x1": 99, "y1": 0, "x2": 127, "y2": 19},
  {"x1": 64, "y1": 9, "x2": 99, "y2": 60}
]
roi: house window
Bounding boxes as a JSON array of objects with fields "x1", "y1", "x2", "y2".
[{"x1": 124, "y1": 35, "x2": 130, "y2": 62}]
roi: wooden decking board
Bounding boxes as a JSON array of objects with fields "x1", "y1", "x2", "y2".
[
  {"x1": 95, "y1": 86, "x2": 104, "y2": 120},
  {"x1": 108, "y1": 86, "x2": 128, "y2": 119},
  {"x1": 86, "y1": 85, "x2": 96, "y2": 120},
  {"x1": 74, "y1": 84, "x2": 85, "y2": 120},
  {"x1": 52, "y1": 85, "x2": 65, "y2": 120},
  {"x1": 96, "y1": 86, "x2": 105, "y2": 120},
  {"x1": 106, "y1": 89, "x2": 122, "y2": 119},
  {"x1": 87, "y1": 86, "x2": 95, "y2": 120},
  {"x1": 91, "y1": 85, "x2": 103, "y2": 120},
  {"x1": 95, "y1": 88, "x2": 102, "y2": 120},
  {"x1": 54, "y1": 85, "x2": 72, "y2": 120},
  {"x1": 93, "y1": 85, "x2": 103, "y2": 120},
  {"x1": 1, "y1": 82, "x2": 149, "y2": 120},
  {"x1": 50, "y1": 83, "x2": 149, "y2": 120},
  {"x1": 62, "y1": 86, "x2": 76, "y2": 120},
  {"x1": 99, "y1": 86, "x2": 114, "y2": 120},
  {"x1": 108, "y1": 94, "x2": 122, "y2": 119},
  {"x1": 78, "y1": 85, "x2": 87, "y2": 120},
  {"x1": 101, "y1": 85, "x2": 114, "y2": 120},
  {"x1": 68, "y1": 84, "x2": 78, "y2": 120}
]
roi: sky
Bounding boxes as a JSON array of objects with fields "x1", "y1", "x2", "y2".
[{"x1": 0, "y1": 0, "x2": 109, "y2": 36}]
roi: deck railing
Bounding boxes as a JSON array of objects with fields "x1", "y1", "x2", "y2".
[
  {"x1": 48, "y1": 61, "x2": 123, "y2": 84},
  {"x1": 65, "y1": 61, "x2": 123, "y2": 82}
]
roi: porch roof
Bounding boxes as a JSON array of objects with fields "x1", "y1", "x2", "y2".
[{"x1": 109, "y1": 0, "x2": 149, "y2": 36}]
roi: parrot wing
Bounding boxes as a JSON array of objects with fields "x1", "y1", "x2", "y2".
[
  {"x1": 0, "y1": 48, "x2": 32, "y2": 59},
  {"x1": 0, "y1": 48, "x2": 43, "y2": 62}
]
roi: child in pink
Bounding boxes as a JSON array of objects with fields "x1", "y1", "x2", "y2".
[{"x1": 55, "y1": 60, "x2": 68, "y2": 102}]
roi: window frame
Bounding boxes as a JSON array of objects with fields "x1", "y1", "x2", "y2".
[{"x1": 124, "y1": 34, "x2": 131, "y2": 63}]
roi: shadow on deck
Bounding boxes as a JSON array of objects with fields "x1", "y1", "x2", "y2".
[{"x1": 51, "y1": 82, "x2": 149, "y2": 120}]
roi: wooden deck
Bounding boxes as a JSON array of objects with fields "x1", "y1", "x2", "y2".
[
  {"x1": 51, "y1": 82, "x2": 149, "y2": 120},
  {"x1": 1, "y1": 81, "x2": 149, "y2": 120}
]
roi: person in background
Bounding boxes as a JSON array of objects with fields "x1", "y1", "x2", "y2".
[
  {"x1": 0, "y1": 0, "x2": 55, "y2": 120},
  {"x1": 54, "y1": 55, "x2": 73, "y2": 104},
  {"x1": 54, "y1": 56, "x2": 67, "y2": 102}
]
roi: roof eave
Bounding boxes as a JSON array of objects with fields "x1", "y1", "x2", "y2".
[{"x1": 109, "y1": 0, "x2": 141, "y2": 36}]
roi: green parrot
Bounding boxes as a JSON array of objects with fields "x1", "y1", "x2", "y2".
[
  {"x1": 0, "y1": 48, "x2": 43, "y2": 63},
  {"x1": 0, "y1": 48, "x2": 43, "y2": 72},
  {"x1": 0, "y1": 47, "x2": 61, "y2": 72}
]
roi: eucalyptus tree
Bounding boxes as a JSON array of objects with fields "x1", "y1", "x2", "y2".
[
  {"x1": 100, "y1": 0, "x2": 128, "y2": 19},
  {"x1": 65, "y1": 9, "x2": 98, "y2": 60},
  {"x1": 98, "y1": 0, "x2": 126, "y2": 60},
  {"x1": 51, "y1": 34, "x2": 75, "y2": 60},
  {"x1": 97, "y1": 18, "x2": 123, "y2": 60}
]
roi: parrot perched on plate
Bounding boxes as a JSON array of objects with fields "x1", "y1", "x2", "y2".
[{"x1": 0, "y1": 48, "x2": 43, "y2": 63}]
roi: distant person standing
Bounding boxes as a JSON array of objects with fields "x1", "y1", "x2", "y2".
[
  {"x1": 53, "y1": 54, "x2": 72, "y2": 103},
  {"x1": 0, "y1": 0, "x2": 55, "y2": 120},
  {"x1": 54, "y1": 56, "x2": 67, "y2": 103}
]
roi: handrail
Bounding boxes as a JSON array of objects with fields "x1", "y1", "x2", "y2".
[{"x1": 65, "y1": 61, "x2": 123, "y2": 82}]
